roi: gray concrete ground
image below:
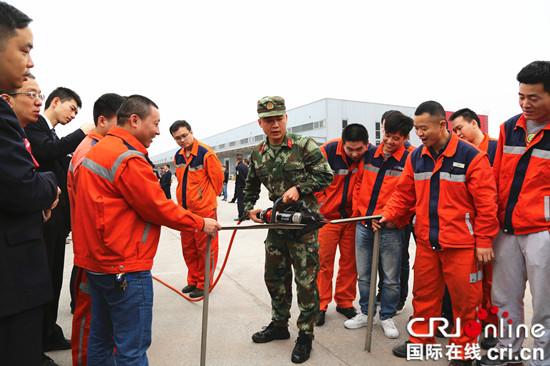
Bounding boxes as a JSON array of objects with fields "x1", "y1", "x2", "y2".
[{"x1": 47, "y1": 180, "x2": 534, "y2": 365}]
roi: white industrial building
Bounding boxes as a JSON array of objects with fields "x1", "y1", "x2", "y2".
[{"x1": 152, "y1": 98, "x2": 423, "y2": 175}]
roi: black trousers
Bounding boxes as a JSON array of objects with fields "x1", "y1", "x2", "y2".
[
  {"x1": 42, "y1": 208, "x2": 70, "y2": 343},
  {"x1": 0, "y1": 306, "x2": 44, "y2": 366},
  {"x1": 236, "y1": 186, "x2": 245, "y2": 218},
  {"x1": 162, "y1": 186, "x2": 171, "y2": 199}
]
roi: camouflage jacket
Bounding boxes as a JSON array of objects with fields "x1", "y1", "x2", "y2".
[{"x1": 243, "y1": 132, "x2": 333, "y2": 216}]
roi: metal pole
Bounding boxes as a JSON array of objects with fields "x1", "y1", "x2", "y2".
[
  {"x1": 365, "y1": 228, "x2": 381, "y2": 352},
  {"x1": 200, "y1": 236, "x2": 212, "y2": 366},
  {"x1": 329, "y1": 215, "x2": 382, "y2": 225}
]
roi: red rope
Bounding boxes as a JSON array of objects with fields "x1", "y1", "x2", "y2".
[{"x1": 152, "y1": 224, "x2": 240, "y2": 302}]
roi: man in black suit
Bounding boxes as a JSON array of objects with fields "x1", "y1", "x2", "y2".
[
  {"x1": 235, "y1": 153, "x2": 249, "y2": 220},
  {"x1": 24, "y1": 87, "x2": 93, "y2": 352},
  {"x1": 160, "y1": 164, "x2": 172, "y2": 199},
  {"x1": 0, "y1": 3, "x2": 60, "y2": 365}
]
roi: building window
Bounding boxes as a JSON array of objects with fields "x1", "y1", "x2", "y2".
[
  {"x1": 375, "y1": 122, "x2": 381, "y2": 145},
  {"x1": 240, "y1": 138, "x2": 248, "y2": 144},
  {"x1": 342, "y1": 119, "x2": 348, "y2": 128}
]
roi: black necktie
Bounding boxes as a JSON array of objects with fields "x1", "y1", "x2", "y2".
[{"x1": 51, "y1": 128, "x2": 59, "y2": 141}]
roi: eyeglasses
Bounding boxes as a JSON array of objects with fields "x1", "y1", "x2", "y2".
[{"x1": 8, "y1": 91, "x2": 45, "y2": 101}]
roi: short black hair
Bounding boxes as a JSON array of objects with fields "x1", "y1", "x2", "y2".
[
  {"x1": 341, "y1": 123, "x2": 369, "y2": 145},
  {"x1": 93, "y1": 93, "x2": 125, "y2": 126},
  {"x1": 169, "y1": 120, "x2": 192, "y2": 136},
  {"x1": 415, "y1": 100, "x2": 446, "y2": 121},
  {"x1": 448, "y1": 108, "x2": 481, "y2": 127},
  {"x1": 384, "y1": 112, "x2": 413, "y2": 137},
  {"x1": 117, "y1": 94, "x2": 158, "y2": 126},
  {"x1": 236, "y1": 154, "x2": 243, "y2": 161},
  {"x1": 0, "y1": 2, "x2": 32, "y2": 51},
  {"x1": 164, "y1": 164, "x2": 170, "y2": 169},
  {"x1": 381, "y1": 110, "x2": 400, "y2": 123},
  {"x1": 517, "y1": 61, "x2": 550, "y2": 94},
  {"x1": 45, "y1": 87, "x2": 82, "y2": 110}
]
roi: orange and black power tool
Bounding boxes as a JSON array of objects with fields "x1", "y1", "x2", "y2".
[{"x1": 256, "y1": 197, "x2": 326, "y2": 236}]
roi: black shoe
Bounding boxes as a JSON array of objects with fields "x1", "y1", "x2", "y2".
[
  {"x1": 189, "y1": 288, "x2": 204, "y2": 298},
  {"x1": 229, "y1": 200, "x2": 236, "y2": 203},
  {"x1": 393, "y1": 341, "x2": 422, "y2": 358},
  {"x1": 234, "y1": 218, "x2": 240, "y2": 221},
  {"x1": 181, "y1": 284, "x2": 196, "y2": 293},
  {"x1": 43, "y1": 336, "x2": 71, "y2": 352},
  {"x1": 291, "y1": 333, "x2": 312, "y2": 363},
  {"x1": 316, "y1": 311, "x2": 325, "y2": 326},
  {"x1": 42, "y1": 354, "x2": 60, "y2": 366},
  {"x1": 448, "y1": 360, "x2": 472, "y2": 366},
  {"x1": 480, "y1": 333, "x2": 499, "y2": 350},
  {"x1": 336, "y1": 306, "x2": 357, "y2": 319},
  {"x1": 252, "y1": 322, "x2": 290, "y2": 343}
]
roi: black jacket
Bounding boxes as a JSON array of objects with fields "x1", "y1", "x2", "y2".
[
  {"x1": 24, "y1": 115, "x2": 85, "y2": 233},
  {"x1": 0, "y1": 99, "x2": 58, "y2": 317},
  {"x1": 235, "y1": 161, "x2": 249, "y2": 189},
  {"x1": 160, "y1": 169, "x2": 172, "y2": 190}
]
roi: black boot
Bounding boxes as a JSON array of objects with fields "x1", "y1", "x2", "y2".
[
  {"x1": 316, "y1": 311, "x2": 325, "y2": 326},
  {"x1": 291, "y1": 332, "x2": 312, "y2": 363},
  {"x1": 251, "y1": 322, "x2": 290, "y2": 343}
]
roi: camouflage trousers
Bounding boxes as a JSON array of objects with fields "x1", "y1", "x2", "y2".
[{"x1": 264, "y1": 230, "x2": 320, "y2": 337}]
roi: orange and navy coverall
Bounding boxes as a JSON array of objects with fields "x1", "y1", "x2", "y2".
[
  {"x1": 314, "y1": 138, "x2": 361, "y2": 312},
  {"x1": 67, "y1": 130, "x2": 103, "y2": 366},
  {"x1": 382, "y1": 132, "x2": 498, "y2": 359},
  {"x1": 174, "y1": 138, "x2": 223, "y2": 290},
  {"x1": 477, "y1": 132, "x2": 498, "y2": 330},
  {"x1": 478, "y1": 132, "x2": 498, "y2": 166},
  {"x1": 442, "y1": 132, "x2": 499, "y2": 331}
]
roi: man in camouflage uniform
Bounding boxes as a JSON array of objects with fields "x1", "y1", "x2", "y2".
[{"x1": 244, "y1": 96, "x2": 333, "y2": 364}]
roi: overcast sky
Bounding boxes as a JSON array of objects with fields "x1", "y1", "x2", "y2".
[{"x1": 9, "y1": 0, "x2": 550, "y2": 156}]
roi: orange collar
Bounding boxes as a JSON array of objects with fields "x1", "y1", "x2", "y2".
[
  {"x1": 107, "y1": 126, "x2": 149, "y2": 156},
  {"x1": 177, "y1": 137, "x2": 200, "y2": 158},
  {"x1": 374, "y1": 141, "x2": 406, "y2": 161},
  {"x1": 420, "y1": 131, "x2": 457, "y2": 159}
]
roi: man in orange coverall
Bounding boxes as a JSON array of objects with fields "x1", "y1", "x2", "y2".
[
  {"x1": 314, "y1": 123, "x2": 370, "y2": 326},
  {"x1": 449, "y1": 108, "x2": 499, "y2": 350},
  {"x1": 72, "y1": 95, "x2": 221, "y2": 365},
  {"x1": 67, "y1": 93, "x2": 125, "y2": 366},
  {"x1": 170, "y1": 120, "x2": 224, "y2": 299},
  {"x1": 374, "y1": 100, "x2": 498, "y2": 365}
]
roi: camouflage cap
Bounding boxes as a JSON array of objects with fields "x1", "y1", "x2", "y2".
[{"x1": 257, "y1": 96, "x2": 286, "y2": 118}]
